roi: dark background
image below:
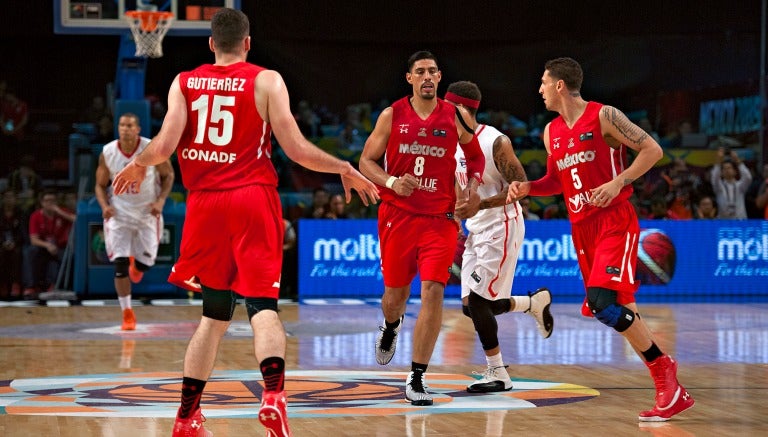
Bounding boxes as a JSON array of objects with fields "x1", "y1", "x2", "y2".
[{"x1": 0, "y1": 1, "x2": 764, "y2": 176}]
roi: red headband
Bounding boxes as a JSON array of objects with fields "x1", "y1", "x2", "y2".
[{"x1": 444, "y1": 92, "x2": 480, "y2": 109}]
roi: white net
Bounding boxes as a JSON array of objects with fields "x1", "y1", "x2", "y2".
[{"x1": 125, "y1": 11, "x2": 174, "y2": 58}]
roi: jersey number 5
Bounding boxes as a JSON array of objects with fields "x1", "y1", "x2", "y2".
[
  {"x1": 570, "y1": 167, "x2": 582, "y2": 189},
  {"x1": 191, "y1": 95, "x2": 235, "y2": 146}
]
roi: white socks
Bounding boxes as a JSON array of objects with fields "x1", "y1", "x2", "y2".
[{"x1": 118, "y1": 295, "x2": 132, "y2": 311}]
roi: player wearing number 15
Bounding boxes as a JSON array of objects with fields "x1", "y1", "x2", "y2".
[
  {"x1": 112, "y1": 8, "x2": 379, "y2": 437},
  {"x1": 507, "y1": 57, "x2": 694, "y2": 422}
]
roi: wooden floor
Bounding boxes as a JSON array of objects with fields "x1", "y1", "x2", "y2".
[{"x1": 0, "y1": 299, "x2": 766, "y2": 436}]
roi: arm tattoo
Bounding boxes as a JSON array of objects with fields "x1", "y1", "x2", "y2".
[
  {"x1": 622, "y1": 177, "x2": 634, "y2": 187},
  {"x1": 476, "y1": 135, "x2": 527, "y2": 210},
  {"x1": 602, "y1": 106, "x2": 648, "y2": 146},
  {"x1": 493, "y1": 135, "x2": 527, "y2": 184}
]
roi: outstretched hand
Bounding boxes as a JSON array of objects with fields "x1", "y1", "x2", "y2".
[
  {"x1": 341, "y1": 167, "x2": 380, "y2": 206},
  {"x1": 112, "y1": 161, "x2": 147, "y2": 195},
  {"x1": 507, "y1": 180, "x2": 530, "y2": 203}
]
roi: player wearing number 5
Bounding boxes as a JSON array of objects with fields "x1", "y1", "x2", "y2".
[
  {"x1": 507, "y1": 57, "x2": 694, "y2": 422},
  {"x1": 112, "y1": 8, "x2": 379, "y2": 437},
  {"x1": 359, "y1": 51, "x2": 485, "y2": 406}
]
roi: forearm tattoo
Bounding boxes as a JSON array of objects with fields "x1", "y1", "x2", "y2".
[{"x1": 602, "y1": 106, "x2": 648, "y2": 146}]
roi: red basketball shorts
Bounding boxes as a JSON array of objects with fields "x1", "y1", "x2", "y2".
[
  {"x1": 168, "y1": 184, "x2": 283, "y2": 298},
  {"x1": 378, "y1": 202, "x2": 458, "y2": 288},
  {"x1": 571, "y1": 201, "x2": 640, "y2": 316}
]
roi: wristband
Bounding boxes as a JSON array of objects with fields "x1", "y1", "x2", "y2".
[{"x1": 385, "y1": 176, "x2": 398, "y2": 189}]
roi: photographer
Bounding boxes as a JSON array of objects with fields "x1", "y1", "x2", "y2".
[{"x1": 711, "y1": 147, "x2": 752, "y2": 219}]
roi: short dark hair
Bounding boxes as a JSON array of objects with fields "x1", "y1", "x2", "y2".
[
  {"x1": 407, "y1": 50, "x2": 438, "y2": 72},
  {"x1": 544, "y1": 57, "x2": 584, "y2": 92},
  {"x1": 211, "y1": 8, "x2": 250, "y2": 53},
  {"x1": 445, "y1": 81, "x2": 482, "y2": 116}
]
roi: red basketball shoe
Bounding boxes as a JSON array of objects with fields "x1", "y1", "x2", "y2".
[
  {"x1": 638, "y1": 385, "x2": 694, "y2": 421},
  {"x1": 172, "y1": 408, "x2": 212, "y2": 437},
  {"x1": 259, "y1": 390, "x2": 291, "y2": 437},
  {"x1": 639, "y1": 355, "x2": 694, "y2": 421},
  {"x1": 121, "y1": 308, "x2": 136, "y2": 331},
  {"x1": 129, "y1": 257, "x2": 143, "y2": 283}
]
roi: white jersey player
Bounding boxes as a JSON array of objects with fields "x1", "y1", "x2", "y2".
[
  {"x1": 447, "y1": 82, "x2": 553, "y2": 394},
  {"x1": 95, "y1": 113, "x2": 174, "y2": 330}
]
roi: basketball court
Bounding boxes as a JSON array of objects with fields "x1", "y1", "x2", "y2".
[
  {"x1": 0, "y1": 299, "x2": 766, "y2": 436},
  {"x1": 4, "y1": 1, "x2": 759, "y2": 436}
]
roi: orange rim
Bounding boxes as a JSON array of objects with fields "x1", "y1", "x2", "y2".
[{"x1": 125, "y1": 10, "x2": 173, "y2": 32}]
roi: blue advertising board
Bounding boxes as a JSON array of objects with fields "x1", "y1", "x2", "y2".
[{"x1": 298, "y1": 219, "x2": 768, "y2": 303}]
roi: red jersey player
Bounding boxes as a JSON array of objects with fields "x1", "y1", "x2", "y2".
[
  {"x1": 359, "y1": 50, "x2": 485, "y2": 406},
  {"x1": 507, "y1": 57, "x2": 694, "y2": 422},
  {"x1": 113, "y1": 8, "x2": 378, "y2": 437}
]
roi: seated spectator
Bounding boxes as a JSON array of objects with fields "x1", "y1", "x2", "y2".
[
  {"x1": 324, "y1": 193, "x2": 348, "y2": 219},
  {"x1": 336, "y1": 122, "x2": 366, "y2": 152},
  {"x1": 22, "y1": 190, "x2": 76, "y2": 299},
  {"x1": 694, "y1": 195, "x2": 718, "y2": 219},
  {"x1": 81, "y1": 95, "x2": 110, "y2": 126},
  {"x1": 519, "y1": 197, "x2": 540, "y2": 220},
  {"x1": 294, "y1": 100, "x2": 321, "y2": 138},
  {"x1": 638, "y1": 117, "x2": 661, "y2": 143},
  {"x1": 647, "y1": 196, "x2": 678, "y2": 220},
  {"x1": 666, "y1": 182, "x2": 694, "y2": 220},
  {"x1": 280, "y1": 218, "x2": 298, "y2": 300},
  {"x1": 1, "y1": 92, "x2": 29, "y2": 147},
  {"x1": 7, "y1": 154, "x2": 43, "y2": 214},
  {"x1": 0, "y1": 189, "x2": 25, "y2": 299},
  {"x1": 661, "y1": 119, "x2": 693, "y2": 148},
  {"x1": 303, "y1": 187, "x2": 330, "y2": 219},
  {"x1": 710, "y1": 148, "x2": 752, "y2": 219}
]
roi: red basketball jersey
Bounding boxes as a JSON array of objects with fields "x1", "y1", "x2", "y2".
[
  {"x1": 547, "y1": 101, "x2": 633, "y2": 223},
  {"x1": 178, "y1": 62, "x2": 277, "y2": 191},
  {"x1": 381, "y1": 97, "x2": 460, "y2": 217}
]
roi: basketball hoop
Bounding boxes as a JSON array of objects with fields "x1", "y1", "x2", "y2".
[{"x1": 125, "y1": 10, "x2": 174, "y2": 58}]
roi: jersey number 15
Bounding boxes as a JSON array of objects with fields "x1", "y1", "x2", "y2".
[{"x1": 191, "y1": 95, "x2": 235, "y2": 146}]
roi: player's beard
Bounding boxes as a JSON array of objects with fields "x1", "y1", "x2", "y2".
[{"x1": 420, "y1": 90, "x2": 436, "y2": 100}]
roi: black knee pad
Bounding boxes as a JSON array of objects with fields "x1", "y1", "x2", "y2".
[
  {"x1": 114, "y1": 257, "x2": 129, "y2": 278},
  {"x1": 245, "y1": 297, "x2": 278, "y2": 320},
  {"x1": 468, "y1": 292, "x2": 500, "y2": 351},
  {"x1": 201, "y1": 285, "x2": 237, "y2": 321},
  {"x1": 587, "y1": 287, "x2": 635, "y2": 332}
]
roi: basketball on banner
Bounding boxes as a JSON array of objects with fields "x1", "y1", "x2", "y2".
[{"x1": 636, "y1": 228, "x2": 676, "y2": 285}]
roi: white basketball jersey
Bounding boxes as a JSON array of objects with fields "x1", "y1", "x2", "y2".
[
  {"x1": 455, "y1": 124, "x2": 521, "y2": 234},
  {"x1": 102, "y1": 137, "x2": 160, "y2": 221}
]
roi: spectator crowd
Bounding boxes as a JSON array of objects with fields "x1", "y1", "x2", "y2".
[{"x1": 1, "y1": 80, "x2": 767, "y2": 301}]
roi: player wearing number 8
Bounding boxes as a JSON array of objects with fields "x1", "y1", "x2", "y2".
[
  {"x1": 359, "y1": 50, "x2": 485, "y2": 406},
  {"x1": 112, "y1": 8, "x2": 379, "y2": 437}
]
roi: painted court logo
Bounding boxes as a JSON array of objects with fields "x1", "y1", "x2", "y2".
[{"x1": 0, "y1": 370, "x2": 598, "y2": 418}]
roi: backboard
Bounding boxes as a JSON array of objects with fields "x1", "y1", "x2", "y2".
[{"x1": 54, "y1": 0, "x2": 242, "y2": 36}]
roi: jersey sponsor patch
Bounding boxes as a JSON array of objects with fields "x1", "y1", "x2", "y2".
[{"x1": 579, "y1": 132, "x2": 594, "y2": 141}]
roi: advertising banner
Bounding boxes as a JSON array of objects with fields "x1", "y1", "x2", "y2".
[{"x1": 298, "y1": 219, "x2": 768, "y2": 303}]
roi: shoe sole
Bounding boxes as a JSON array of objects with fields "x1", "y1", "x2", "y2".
[
  {"x1": 259, "y1": 404, "x2": 290, "y2": 437},
  {"x1": 406, "y1": 396, "x2": 433, "y2": 406},
  {"x1": 638, "y1": 399, "x2": 694, "y2": 422},
  {"x1": 467, "y1": 384, "x2": 513, "y2": 393}
]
